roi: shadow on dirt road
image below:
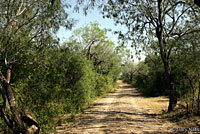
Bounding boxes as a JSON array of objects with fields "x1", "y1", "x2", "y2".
[{"x1": 57, "y1": 80, "x2": 177, "y2": 134}]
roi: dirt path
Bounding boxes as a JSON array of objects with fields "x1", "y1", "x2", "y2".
[{"x1": 57, "y1": 80, "x2": 178, "y2": 134}]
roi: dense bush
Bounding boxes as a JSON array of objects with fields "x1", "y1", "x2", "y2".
[
  {"x1": 122, "y1": 41, "x2": 200, "y2": 115},
  {"x1": 121, "y1": 56, "x2": 168, "y2": 97},
  {"x1": 0, "y1": 27, "x2": 122, "y2": 133}
]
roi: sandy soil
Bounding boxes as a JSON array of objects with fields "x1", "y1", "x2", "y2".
[{"x1": 56, "y1": 80, "x2": 180, "y2": 134}]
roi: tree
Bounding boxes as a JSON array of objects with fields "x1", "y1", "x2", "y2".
[
  {"x1": 64, "y1": 22, "x2": 122, "y2": 95},
  {"x1": 121, "y1": 61, "x2": 136, "y2": 83},
  {"x1": 102, "y1": 0, "x2": 200, "y2": 111},
  {"x1": 0, "y1": 0, "x2": 73, "y2": 133},
  {"x1": 169, "y1": 32, "x2": 200, "y2": 114},
  {"x1": 66, "y1": 22, "x2": 121, "y2": 75},
  {"x1": 194, "y1": 0, "x2": 200, "y2": 7},
  {"x1": 68, "y1": 22, "x2": 108, "y2": 59}
]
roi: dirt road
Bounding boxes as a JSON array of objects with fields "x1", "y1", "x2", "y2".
[{"x1": 57, "y1": 80, "x2": 178, "y2": 134}]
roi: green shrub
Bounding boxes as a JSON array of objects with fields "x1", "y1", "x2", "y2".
[{"x1": 65, "y1": 53, "x2": 97, "y2": 112}]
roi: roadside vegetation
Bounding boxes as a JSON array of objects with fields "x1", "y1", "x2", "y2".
[
  {"x1": 114, "y1": 0, "x2": 200, "y2": 128},
  {"x1": 0, "y1": 20, "x2": 122, "y2": 133},
  {"x1": 0, "y1": 1, "x2": 122, "y2": 132},
  {"x1": 121, "y1": 40, "x2": 200, "y2": 126},
  {"x1": 1, "y1": 0, "x2": 200, "y2": 133}
]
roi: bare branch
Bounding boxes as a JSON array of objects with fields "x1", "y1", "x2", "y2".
[
  {"x1": 171, "y1": 29, "x2": 200, "y2": 38},
  {"x1": 166, "y1": 7, "x2": 190, "y2": 37},
  {"x1": 146, "y1": 0, "x2": 157, "y2": 27},
  {"x1": 16, "y1": 0, "x2": 24, "y2": 16},
  {"x1": 0, "y1": 71, "x2": 8, "y2": 84},
  {"x1": 164, "y1": 1, "x2": 185, "y2": 15}
]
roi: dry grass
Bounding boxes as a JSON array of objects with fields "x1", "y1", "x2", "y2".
[
  {"x1": 160, "y1": 103, "x2": 200, "y2": 128},
  {"x1": 135, "y1": 96, "x2": 169, "y2": 114}
]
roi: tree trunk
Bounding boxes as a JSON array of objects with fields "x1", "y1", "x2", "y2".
[
  {"x1": 0, "y1": 67, "x2": 40, "y2": 133},
  {"x1": 188, "y1": 76, "x2": 196, "y2": 114},
  {"x1": 0, "y1": 85, "x2": 13, "y2": 129},
  {"x1": 198, "y1": 77, "x2": 200, "y2": 115},
  {"x1": 0, "y1": 67, "x2": 26, "y2": 133},
  {"x1": 163, "y1": 62, "x2": 177, "y2": 111},
  {"x1": 157, "y1": 0, "x2": 177, "y2": 112},
  {"x1": 186, "y1": 96, "x2": 189, "y2": 114},
  {"x1": 156, "y1": 29, "x2": 177, "y2": 111},
  {"x1": 130, "y1": 72, "x2": 133, "y2": 82},
  {"x1": 192, "y1": 85, "x2": 195, "y2": 114}
]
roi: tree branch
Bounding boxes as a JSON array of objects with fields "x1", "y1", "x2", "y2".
[
  {"x1": 166, "y1": 7, "x2": 190, "y2": 37},
  {"x1": 14, "y1": 5, "x2": 40, "y2": 35},
  {"x1": 164, "y1": 1, "x2": 185, "y2": 15},
  {"x1": 171, "y1": 29, "x2": 200, "y2": 38},
  {"x1": 0, "y1": 71, "x2": 8, "y2": 84}
]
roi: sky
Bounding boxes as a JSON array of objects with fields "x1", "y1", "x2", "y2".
[
  {"x1": 56, "y1": 6, "x2": 145, "y2": 62},
  {"x1": 57, "y1": 7, "x2": 123, "y2": 44}
]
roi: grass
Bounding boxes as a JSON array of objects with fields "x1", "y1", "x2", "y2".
[
  {"x1": 160, "y1": 103, "x2": 200, "y2": 128},
  {"x1": 133, "y1": 87, "x2": 200, "y2": 128}
]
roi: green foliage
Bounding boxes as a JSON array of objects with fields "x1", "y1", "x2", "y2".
[
  {"x1": 64, "y1": 22, "x2": 122, "y2": 95},
  {"x1": 120, "y1": 61, "x2": 135, "y2": 83},
  {"x1": 0, "y1": 22, "x2": 122, "y2": 133},
  {"x1": 122, "y1": 33, "x2": 200, "y2": 114},
  {"x1": 0, "y1": 1, "x2": 75, "y2": 133},
  {"x1": 95, "y1": 74, "x2": 113, "y2": 96},
  {"x1": 103, "y1": 0, "x2": 200, "y2": 112},
  {"x1": 65, "y1": 53, "x2": 97, "y2": 111},
  {"x1": 122, "y1": 55, "x2": 168, "y2": 97}
]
